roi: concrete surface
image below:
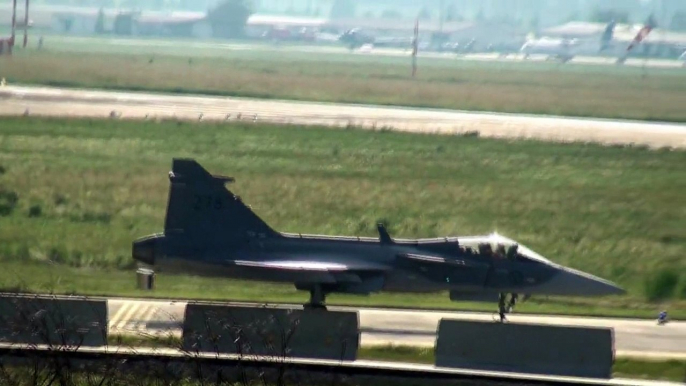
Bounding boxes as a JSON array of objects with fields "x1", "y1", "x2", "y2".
[
  {"x1": 1, "y1": 85, "x2": 685, "y2": 149},
  {"x1": 435, "y1": 319, "x2": 614, "y2": 378},
  {"x1": 182, "y1": 304, "x2": 359, "y2": 360},
  {"x1": 105, "y1": 298, "x2": 686, "y2": 360}
]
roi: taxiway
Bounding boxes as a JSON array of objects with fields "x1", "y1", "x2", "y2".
[
  {"x1": 106, "y1": 298, "x2": 686, "y2": 361},
  {"x1": 1, "y1": 85, "x2": 685, "y2": 148}
]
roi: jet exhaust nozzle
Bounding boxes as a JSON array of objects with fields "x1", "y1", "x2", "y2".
[{"x1": 132, "y1": 233, "x2": 165, "y2": 266}]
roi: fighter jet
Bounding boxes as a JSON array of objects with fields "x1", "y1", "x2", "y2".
[{"x1": 133, "y1": 159, "x2": 625, "y2": 316}]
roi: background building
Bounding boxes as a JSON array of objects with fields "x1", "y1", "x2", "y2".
[{"x1": 4, "y1": 0, "x2": 686, "y2": 46}]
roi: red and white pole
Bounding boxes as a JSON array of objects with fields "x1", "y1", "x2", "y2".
[{"x1": 23, "y1": 0, "x2": 29, "y2": 48}]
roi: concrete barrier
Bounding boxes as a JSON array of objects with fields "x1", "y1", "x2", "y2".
[
  {"x1": 182, "y1": 304, "x2": 359, "y2": 361},
  {"x1": 435, "y1": 319, "x2": 614, "y2": 379},
  {"x1": 0, "y1": 294, "x2": 108, "y2": 347}
]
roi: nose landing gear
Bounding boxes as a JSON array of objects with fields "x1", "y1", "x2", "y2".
[{"x1": 497, "y1": 293, "x2": 520, "y2": 322}]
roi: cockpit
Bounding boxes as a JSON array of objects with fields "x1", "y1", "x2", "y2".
[{"x1": 456, "y1": 233, "x2": 554, "y2": 265}]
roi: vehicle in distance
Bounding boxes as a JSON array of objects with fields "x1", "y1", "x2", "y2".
[{"x1": 133, "y1": 159, "x2": 625, "y2": 315}]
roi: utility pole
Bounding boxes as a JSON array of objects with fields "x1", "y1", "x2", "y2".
[
  {"x1": 412, "y1": 17, "x2": 419, "y2": 77},
  {"x1": 23, "y1": 0, "x2": 29, "y2": 48},
  {"x1": 10, "y1": 0, "x2": 17, "y2": 54}
]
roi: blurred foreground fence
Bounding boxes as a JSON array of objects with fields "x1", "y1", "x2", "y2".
[
  {"x1": 0, "y1": 343, "x2": 619, "y2": 386},
  {"x1": 0, "y1": 293, "x2": 644, "y2": 386}
]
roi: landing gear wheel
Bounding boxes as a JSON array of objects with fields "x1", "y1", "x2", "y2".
[
  {"x1": 498, "y1": 293, "x2": 507, "y2": 322},
  {"x1": 507, "y1": 293, "x2": 519, "y2": 313}
]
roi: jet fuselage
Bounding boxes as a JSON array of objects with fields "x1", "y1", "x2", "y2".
[{"x1": 135, "y1": 231, "x2": 622, "y2": 299}]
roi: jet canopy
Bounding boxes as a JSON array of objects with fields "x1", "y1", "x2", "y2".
[{"x1": 457, "y1": 233, "x2": 555, "y2": 265}]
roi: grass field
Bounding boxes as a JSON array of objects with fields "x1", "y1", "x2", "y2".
[
  {"x1": 2, "y1": 36, "x2": 686, "y2": 122},
  {"x1": 0, "y1": 117, "x2": 685, "y2": 317},
  {"x1": 112, "y1": 336, "x2": 686, "y2": 383}
]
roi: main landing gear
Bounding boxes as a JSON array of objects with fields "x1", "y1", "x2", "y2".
[
  {"x1": 497, "y1": 293, "x2": 519, "y2": 322},
  {"x1": 303, "y1": 285, "x2": 328, "y2": 311}
]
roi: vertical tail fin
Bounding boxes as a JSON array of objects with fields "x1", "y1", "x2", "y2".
[{"x1": 164, "y1": 159, "x2": 278, "y2": 243}]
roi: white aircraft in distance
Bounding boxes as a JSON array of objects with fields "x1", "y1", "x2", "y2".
[
  {"x1": 519, "y1": 37, "x2": 580, "y2": 62},
  {"x1": 680, "y1": 50, "x2": 686, "y2": 67},
  {"x1": 520, "y1": 21, "x2": 625, "y2": 63},
  {"x1": 519, "y1": 36, "x2": 629, "y2": 64}
]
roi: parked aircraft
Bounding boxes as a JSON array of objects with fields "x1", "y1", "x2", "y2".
[
  {"x1": 338, "y1": 28, "x2": 414, "y2": 50},
  {"x1": 521, "y1": 20, "x2": 622, "y2": 63},
  {"x1": 133, "y1": 159, "x2": 625, "y2": 317},
  {"x1": 520, "y1": 37, "x2": 581, "y2": 62}
]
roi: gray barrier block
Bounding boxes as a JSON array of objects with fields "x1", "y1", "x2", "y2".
[
  {"x1": 435, "y1": 319, "x2": 614, "y2": 379},
  {"x1": 0, "y1": 294, "x2": 108, "y2": 347},
  {"x1": 182, "y1": 304, "x2": 359, "y2": 361}
]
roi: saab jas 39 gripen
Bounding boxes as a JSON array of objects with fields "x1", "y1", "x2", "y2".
[{"x1": 133, "y1": 159, "x2": 624, "y2": 317}]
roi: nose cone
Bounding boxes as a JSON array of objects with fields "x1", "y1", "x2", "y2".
[{"x1": 535, "y1": 267, "x2": 626, "y2": 297}]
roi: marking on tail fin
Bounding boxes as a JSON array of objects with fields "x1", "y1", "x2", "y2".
[{"x1": 164, "y1": 159, "x2": 279, "y2": 243}]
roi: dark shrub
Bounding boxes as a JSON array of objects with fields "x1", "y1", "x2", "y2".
[
  {"x1": 0, "y1": 189, "x2": 18, "y2": 216},
  {"x1": 644, "y1": 269, "x2": 679, "y2": 301}
]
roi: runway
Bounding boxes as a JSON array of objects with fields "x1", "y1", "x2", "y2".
[
  {"x1": 1, "y1": 85, "x2": 685, "y2": 149},
  {"x1": 106, "y1": 298, "x2": 686, "y2": 361}
]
